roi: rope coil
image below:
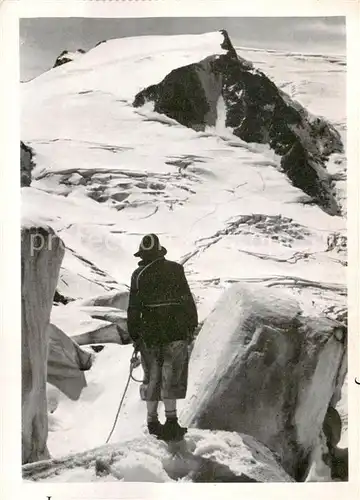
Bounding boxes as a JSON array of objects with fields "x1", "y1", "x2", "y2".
[{"x1": 105, "y1": 349, "x2": 143, "y2": 444}]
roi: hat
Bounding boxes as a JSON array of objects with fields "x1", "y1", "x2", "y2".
[{"x1": 134, "y1": 233, "x2": 167, "y2": 258}]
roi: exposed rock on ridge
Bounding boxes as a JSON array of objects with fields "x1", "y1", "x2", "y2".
[
  {"x1": 21, "y1": 141, "x2": 34, "y2": 187},
  {"x1": 53, "y1": 49, "x2": 86, "y2": 68},
  {"x1": 133, "y1": 30, "x2": 343, "y2": 215}
]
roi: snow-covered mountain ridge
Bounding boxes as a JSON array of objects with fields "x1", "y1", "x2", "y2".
[
  {"x1": 21, "y1": 31, "x2": 346, "y2": 315},
  {"x1": 21, "y1": 30, "x2": 347, "y2": 481},
  {"x1": 134, "y1": 30, "x2": 343, "y2": 215}
]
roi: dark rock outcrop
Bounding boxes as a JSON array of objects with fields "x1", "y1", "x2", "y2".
[
  {"x1": 133, "y1": 30, "x2": 343, "y2": 215},
  {"x1": 322, "y1": 406, "x2": 348, "y2": 481},
  {"x1": 90, "y1": 344, "x2": 105, "y2": 353},
  {"x1": 53, "y1": 49, "x2": 86, "y2": 68},
  {"x1": 53, "y1": 289, "x2": 74, "y2": 305},
  {"x1": 21, "y1": 141, "x2": 34, "y2": 187},
  {"x1": 328, "y1": 446, "x2": 348, "y2": 481}
]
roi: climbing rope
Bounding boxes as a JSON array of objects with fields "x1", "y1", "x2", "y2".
[{"x1": 105, "y1": 349, "x2": 143, "y2": 444}]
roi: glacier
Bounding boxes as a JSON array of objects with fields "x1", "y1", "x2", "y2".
[{"x1": 21, "y1": 30, "x2": 347, "y2": 482}]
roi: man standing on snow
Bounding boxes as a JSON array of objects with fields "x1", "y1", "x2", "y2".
[{"x1": 127, "y1": 234, "x2": 198, "y2": 441}]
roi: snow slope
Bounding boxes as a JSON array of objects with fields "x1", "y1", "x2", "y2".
[
  {"x1": 25, "y1": 424, "x2": 294, "y2": 483},
  {"x1": 21, "y1": 32, "x2": 347, "y2": 477}
]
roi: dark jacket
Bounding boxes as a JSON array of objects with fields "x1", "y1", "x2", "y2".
[{"x1": 127, "y1": 257, "x2": 198, "y2": 346}]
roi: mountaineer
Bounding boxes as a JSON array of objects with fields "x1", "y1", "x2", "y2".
[{"x1": 127, "y1": 233, "x2": 198, "y2": 441}]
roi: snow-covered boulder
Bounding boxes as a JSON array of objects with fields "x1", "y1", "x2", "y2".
[
  {"x1": 21, "y1": 224, "x2": 65, "y2": 464},
  {"x1": 50, "y1": 301, "x2": 130, "y2": 346},
  {"x1": 71, "y1": 322, "x2": 127, "y2": 346},
  {"x1": 77, "y1": 289, "x2": 129, "y2": 310},
  {"x1": 49, "y1": 290, "x2": 131, "y2": 346},
  {"x1": 22, "y1": 429, "x2": 293, "y2": 482},
  {"x1": 73, "y1": 306, "x2": 130, "y2": 344},
  {"x1": 181, "y1": 283, "x2": 347, "y2": 481},
  {"x1": 134, "y1": 29, "x2": 343, "y2": 215},
  {"x1": 47, "y1": 323, "x2": 93, "y2": 400}
]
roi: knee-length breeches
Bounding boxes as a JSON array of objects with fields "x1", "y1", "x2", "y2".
[{"x1": 139, "y1": 340, "x2": 189, "y2": 401}]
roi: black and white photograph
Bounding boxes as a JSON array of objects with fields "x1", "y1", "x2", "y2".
[{"x1": 15, "y1": 9, "x2": 351, "y2": 486}]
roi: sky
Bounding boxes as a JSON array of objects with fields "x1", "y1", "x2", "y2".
[{"x1": 20, "y1": 17, "x2": 346, "y2": 82}]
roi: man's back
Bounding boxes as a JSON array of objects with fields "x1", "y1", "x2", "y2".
[
  {"x1": 127, "y1": 234, "x2": 196, "y2": 440},
  {"x1": 128, "y1": 257, "x2": 197, "y2": 346}
]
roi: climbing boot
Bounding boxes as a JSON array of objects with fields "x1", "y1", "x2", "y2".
[
  {"x1": 147, "y1": 420, "x2": 163, "y2": 439},
  {"x1": 161, "y1": 418, "x2": 187, "y2": 441}
]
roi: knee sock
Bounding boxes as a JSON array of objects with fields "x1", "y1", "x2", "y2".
[
  {"x1": 163, "y1": 399, "x2": 177, "y2": 421},
  {"x1": 146, "y1": 401, "x2": 159, "y2": 423}
]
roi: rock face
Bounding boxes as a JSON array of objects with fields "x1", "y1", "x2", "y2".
[
  {"x1": 53, "y1": 49, "x2": 86, "y2": 68},
  {"x1": 133, "y1": 30, "x2": 343, "y2": 215},
  {"x1": 21, "y1": 141, "x2": 34, "y2": 187},
  {"x1": 180, "y1": 283, "x2": 347, "y2": 481},
  {"x1": 22, "y1": 224, "x2": 65, "y2": 464}
]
